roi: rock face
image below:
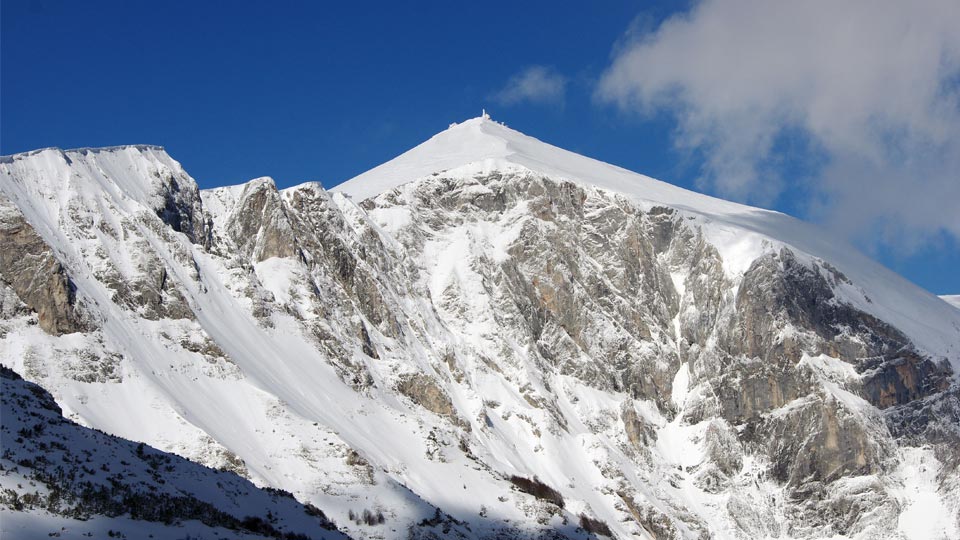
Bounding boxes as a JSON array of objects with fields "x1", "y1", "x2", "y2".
[
  {"x1": 1, "y1": 121, "x2": 959, "y2": 540},
  {"x1": 151, "y1": 158, "x2": 211, "y2": 247},
  {"x1": 397, "y1": 373, "x2": 457, "y2": 420},
  {"x1": 225, "y1": 177, "x2": 299, "y2": 262},
  {"x1": 0, "y1": 196, "x2": 86, "y2": 335}
]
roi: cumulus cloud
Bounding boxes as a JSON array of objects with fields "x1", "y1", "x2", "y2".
[
  {"x1": 494, "y1": 66, "x2": 567, "y2": 106},
  {"x1": 597, "y1": 0, "x2": 960, "y2": 250}
]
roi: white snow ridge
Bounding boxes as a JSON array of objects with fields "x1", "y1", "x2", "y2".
[{"x1": 1, "y1": 116, "x2": 959, "y2": 539}]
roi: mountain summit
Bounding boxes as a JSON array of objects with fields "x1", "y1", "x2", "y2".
[
  {"x1": 335, "y1": 115, "x2": 752, "y2": 215},
  {"x1": 2, "y1": 119, "x2": 959, "y2": 539}
]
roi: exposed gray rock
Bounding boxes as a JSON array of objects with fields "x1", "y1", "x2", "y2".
[
  {"x1": 225, "y1": 177, "x2": 298, "y2": 262},
  {"x1": 703, "y1": 419, "x2": 742, "y2": 476},
  {"x1": 397, "y1": 373, "x2": 456, "y2": 420},
  {"x1": 758, "y1": 393, "x2": 887, "y2": 487},
  {"x1": 621, "y1": 403, "x2": 657, "y2": 450},
  {"x1": 860, "y1": 352, "x2": 952, "y2": 409},
  {"x1": 101, "y1": 249, "x2": 195, "y2": 321},
  {"x1": 0, "y1": 196, "x2": 87, "y2": 335},
  {"x1": 151, "y1": 166, "x2": 211, "y2": 247}
]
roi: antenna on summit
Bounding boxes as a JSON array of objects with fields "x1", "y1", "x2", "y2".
[{"x1": 482, "y1": 108, "x2": 490, "y2": 120}]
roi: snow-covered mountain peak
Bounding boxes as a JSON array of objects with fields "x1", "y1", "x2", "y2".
[
  {"x1": 332, "y1": 115, "x2": 761, "y2": 220},
  {"x1": 246, "y1": 175, "x2": 278, "y2": 189},
  {"x1": 330, "y1": 118, "x2": 960, "y2": 365},
  {"x1": 332, "y1": 116, "x2": 510, "y2": 201}
]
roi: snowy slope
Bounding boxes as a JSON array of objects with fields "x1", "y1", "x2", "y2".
[
  {"x1": 942, "y1": 295, "x2": 960, "y2": 310},
  {"x1": 335, "y1": 116, "x2": 960, "y2": 365},
  {"x1": 0, "y1": 365, "x2": 347, "y2": 539},
  {"x1": 2, "y1": 119, "x2": 959, "y2": 540}
]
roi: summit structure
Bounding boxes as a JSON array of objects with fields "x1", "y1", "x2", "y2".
[{"x1": 1, "y1": 118, "x2": 958, "y2": 539}]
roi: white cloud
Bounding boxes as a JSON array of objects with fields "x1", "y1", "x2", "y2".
[
  {"x1": 494, "y1": 66, "x2": 567, "y2": 106},
  {"x1": 597, "y1": 0, "x2": 960, "y2": 250}
]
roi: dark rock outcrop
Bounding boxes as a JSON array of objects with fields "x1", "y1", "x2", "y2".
[{"x1": 152, "y1": 167, "x2": 211, "y2": 248}]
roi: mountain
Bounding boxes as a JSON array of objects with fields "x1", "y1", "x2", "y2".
[
  {"x1": 1, "y1": 116, "x2": 959, "y2": 539},
  {"x1": 943, "y1": 295, "x2": 960, "y2": 311}
]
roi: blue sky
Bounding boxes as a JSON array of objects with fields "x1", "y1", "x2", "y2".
[{"x1": 2, "y1": 1, "x2": 958, "y2": 294}]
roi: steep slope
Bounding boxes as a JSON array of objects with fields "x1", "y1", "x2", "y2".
[
  {"x1": 0, "y1": 365, "x2": 347, "y2": 539},
  {"x1": 1, "y1": 118, "x2": 959, "y2": 539}
]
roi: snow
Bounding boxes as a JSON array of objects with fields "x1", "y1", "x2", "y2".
[
  {"x1": 254, "y1": 256, "x2": 307, "y2": 310},
  {"x1": 0, "y1": 365, "x2": 347, "y2": 539},
  {"x1": 0, "y1": 508, "x2": 289, "y2": 540},
  {"x1": 333, "y1": 117, "x2": 754, "y2": 217},
  {"x1": 894, "y1": 446, "x2": 959, "y2": 540},
  {"x1": 654, "y1": 362, "x2": 708, "y2": 477},
  {"x1": 333, "y1": 115, "x2": 960, "y2": 366},
  {"x1": 670, "y1": 363, "x2": 690, "y2": 410},
  {"x1": 367, "y1": 205, "x2": 413, "y2": 234},
  {"x1": 941, "y1": 294, "x2": 960, "y2": 310},
  {"x1": 798, "y1": 354, "x2": 874, "y2": 416}
]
